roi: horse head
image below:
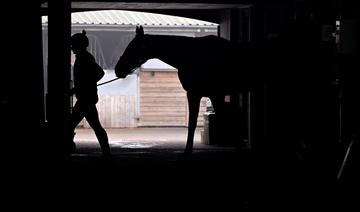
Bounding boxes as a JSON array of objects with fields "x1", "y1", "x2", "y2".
[{"x1": 115, "y1": 25, "x2": 148, "y2": 78}]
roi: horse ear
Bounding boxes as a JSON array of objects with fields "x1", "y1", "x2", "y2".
[{"x1": 136, "y1": 25, "x2": 144, "y2": 37}]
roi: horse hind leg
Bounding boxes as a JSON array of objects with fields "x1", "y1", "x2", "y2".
[{"x1": 182, "y1": 92, "x2": 201, "y2": 157}]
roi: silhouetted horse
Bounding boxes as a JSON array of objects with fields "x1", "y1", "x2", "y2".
[{"x1": 115, "y1": 26, "x2": 260, "y2": 157}]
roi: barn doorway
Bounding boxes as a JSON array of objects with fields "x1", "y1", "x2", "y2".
[
  {"x1": 42, "y1": 9, "x2": 251, "y2": 160},
  {"x1": 42, "y1": 10, "x2": 219, "y2": 157}
]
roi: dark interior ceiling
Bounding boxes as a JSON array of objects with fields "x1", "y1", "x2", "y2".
[
  {"x1": 41, "y1": 0, "x2": 253, "y2": 11},
  {"x1": 71, "y1": 2, "x2": 251, "y2": 10},
  {"x1": 41, "y1": 0, "x2": 254, "y2": 24},
  {"x1": 41, "y1": 1, "x2": 252, "y2": 15}
]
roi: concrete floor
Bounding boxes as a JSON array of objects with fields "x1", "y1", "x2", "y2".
[
  {"x1": 25, "y1": 127, "x2": 351, "y2": 210},
  {"x1": 10, "y1": 127, "x2": 350, "y2": 211},
  {"x1": 71, "y1": 127, "x2": 242, "y2": 166},
  {"x1": 74, "y1": 127, "x2": 202, "y2": 143},
  {"x1": 63, "y1": 128, "x2": 348, "y2": 209}
]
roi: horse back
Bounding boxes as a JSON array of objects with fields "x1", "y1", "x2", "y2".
[{"x1": 176, "y1": 36, "x2": 260, "y2": 94}]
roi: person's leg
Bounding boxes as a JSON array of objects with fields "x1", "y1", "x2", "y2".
[
  {"x1": 68, "y1": 101, "x2": 86, "y2": 152},
  {"x1": 85, "y1": 104, "x2": 111, "y2": 158},
  {"x1": 71, "y1": 101, "x2": 86, "y2": 130}
]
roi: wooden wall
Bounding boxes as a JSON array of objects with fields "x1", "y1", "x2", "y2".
[
  {"x1": 79, "y1": 95, "x2": 138, "y2": 128},
  {"x1": 139, "y1": 70, "x2": 206, "y2": 127},
  {"x1": 79, "y1": 69, "x2": 207, "y2": 128}
]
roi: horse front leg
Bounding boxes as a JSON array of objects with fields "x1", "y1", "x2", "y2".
[{"x1": 183, "y1": 92, "x2": 201, "y2": 157}]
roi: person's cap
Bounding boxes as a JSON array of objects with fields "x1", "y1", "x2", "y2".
[{"x1": 71, "y1": 29, "x2": 89, "y2": 48}]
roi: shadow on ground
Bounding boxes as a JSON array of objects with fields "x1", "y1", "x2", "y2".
[{"x1": 42, "y1": 141, "x2": 355, "y2": 210}]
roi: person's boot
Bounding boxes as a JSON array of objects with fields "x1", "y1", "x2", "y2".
[
  {"x1": 99, "y1": 135, "x2": 111, "y2": 160},
  {"x1": 66, "y1": 132, "x2": 76, "y2": 155},
  {"x1": 100, "y1": 144, "x2": 112, "y2": 160}
]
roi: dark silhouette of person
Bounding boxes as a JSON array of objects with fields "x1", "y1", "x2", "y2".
[{"x1": 70, "y1": 30, "x2": 111, "y2": 159}]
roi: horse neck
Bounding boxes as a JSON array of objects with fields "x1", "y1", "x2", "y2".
[{"x1": 144, "y1": 34, "x2": 192, "y2": 67}]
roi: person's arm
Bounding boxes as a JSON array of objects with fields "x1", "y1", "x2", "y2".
[{"x1": 94, "y1": 62, "x2": 105, "y2": 82}]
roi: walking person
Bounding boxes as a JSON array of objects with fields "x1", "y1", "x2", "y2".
[{"x1": 70, "y1": 30, "x2": 111, "y2": 159}]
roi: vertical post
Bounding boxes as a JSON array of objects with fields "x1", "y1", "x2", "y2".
[
  {"x1": 218, "y1": 8, "x2": 253, "y2": 146},
  {"x1": 339, "y1": 0, "x2": 360, "y2": 147},
  {"x1": 47, "y1": 0, "x2": 72, "y2": 157},
  {"x1": 2, "y1": 1, "x2": 45, "y2": 162},
  {"x1": 218, "y1": 9, "x2": 231, "y2": 40},
  {"x1": 249, "y1": 2, "x2": 264, "y2": 43}
]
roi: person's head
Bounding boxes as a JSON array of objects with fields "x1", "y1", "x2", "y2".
[{"x1": 71, "y1": 30, "x2": 89, "y2": 54}]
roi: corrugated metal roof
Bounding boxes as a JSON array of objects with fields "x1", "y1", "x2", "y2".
[{"x1": 42, "y1": 10, "x2": 218, "y2": 27}]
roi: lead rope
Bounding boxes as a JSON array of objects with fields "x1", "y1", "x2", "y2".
[
  {"x1": 97, "y1": 67, "x2": 140, "y2": 86},
  {"x1": 69, "y1": 77, "x2": 120, "y2": 114},
  {"x1": 97, "y1": 77, "x2": 121, "y2": 86}
]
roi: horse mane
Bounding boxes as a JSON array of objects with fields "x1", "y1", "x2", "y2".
[
  {"x1": 142, "y1": 34, "x2": 237, "y2": 50},
  {"x1": 141, "y1": 34, "x2": 246, "y2": 63}
]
